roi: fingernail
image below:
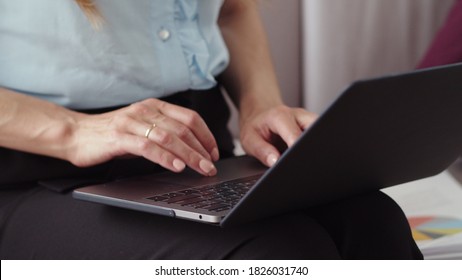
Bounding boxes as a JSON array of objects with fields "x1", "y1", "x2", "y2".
[
  {"x1": 211, "y1": 147, "x2": 220, "y2": 162},
  {"x1": 266, "y1": 154, "x2": 278, "y2": 167},
  {"x1": 200, "y1": 159, "x2": 217, "y2": 176},
  {"x1": 173, "y1": 159, "x2": 186, "y2": 171},
  {"x1": 288, "y1": 136, "x2": 297, "y2": 147}
]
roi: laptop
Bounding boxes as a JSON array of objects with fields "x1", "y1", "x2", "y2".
[{"x1": 73, "y1": 63, "x2": 462, "y2": 227}]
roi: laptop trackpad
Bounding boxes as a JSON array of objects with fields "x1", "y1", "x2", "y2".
[{"x1": 86, "y1": 155, "x2": 267, "y2": 200}]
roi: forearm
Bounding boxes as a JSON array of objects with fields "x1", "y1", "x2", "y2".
[
  {"x1": 0, "y1": 87, "x2": 78, "y2": 161},
  {"x1": 218, "y1": 0, "x2": 283, "y2": 120}
]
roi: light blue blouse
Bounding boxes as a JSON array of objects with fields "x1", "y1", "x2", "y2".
[{"x1": 0, "y1": 0, "x2": 229, "y2": 109}]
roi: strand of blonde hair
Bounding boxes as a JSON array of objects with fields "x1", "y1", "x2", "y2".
[{"x1": 75, "y1": 0, "x2": 104, "y2": 29}]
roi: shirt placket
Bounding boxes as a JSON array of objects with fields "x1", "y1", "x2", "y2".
[{"x1": 150, "y1": 0, "x2": 190, "y2": 95}]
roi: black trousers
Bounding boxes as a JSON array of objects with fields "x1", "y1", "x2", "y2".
[{"x1": 0, "y1": 88, "x2": 422, "y2": 259}]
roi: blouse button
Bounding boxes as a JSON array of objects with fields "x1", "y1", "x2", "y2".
[{"x1": 158, "y1": 27, "x2": 171, "y2": 41}]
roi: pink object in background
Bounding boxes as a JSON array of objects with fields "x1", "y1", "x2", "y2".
[{"x1": 418, "y1": 0, "x2": 462, "y2": 68}]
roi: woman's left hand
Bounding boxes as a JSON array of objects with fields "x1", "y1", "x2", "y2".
[
  {"x1": 218, "y1": 0, "x2": 317, "y2": 167},
  {"x1": 239, "y1": 105, "x2": 318, "y2": 167}
]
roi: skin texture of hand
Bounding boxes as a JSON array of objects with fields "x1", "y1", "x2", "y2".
[
  {"x1": 239, "y1": 105, "x2": 318, "y2": 167},
  {"x1": 69, "y1": 98, "x2": 219, "y2": 176}
]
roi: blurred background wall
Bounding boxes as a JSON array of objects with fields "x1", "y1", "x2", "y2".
[
  {"x1": 301, "y1": 0, "x2": 454, "y2": 113},
  {"x1": 228, "y1": 0, "x2": 454, "y2": 138}
]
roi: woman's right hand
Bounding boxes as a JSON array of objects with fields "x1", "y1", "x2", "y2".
[
  {"x1": 69, "y1": 98, "x2": 219, "y2": 176},
  {"x1": 1, "y1": 88, "x2": 218, "y2": 176}
]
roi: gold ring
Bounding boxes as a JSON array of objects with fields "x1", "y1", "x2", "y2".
[{"x1": 144, "y1": 123, "x2": 157, "y2": 139}]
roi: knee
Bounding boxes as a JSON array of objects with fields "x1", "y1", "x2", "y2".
[
  {"x1": 312, "y1": 191, "x2": 423, "y2": 259},
  {"x1": 225, "y1": 213, "x2": 341, "y2": 260}
]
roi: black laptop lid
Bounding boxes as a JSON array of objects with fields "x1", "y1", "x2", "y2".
[{"x1": 221, "y1": 63, "x2": 462, "y2": 227}]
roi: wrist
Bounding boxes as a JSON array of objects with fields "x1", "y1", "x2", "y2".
[
  {"x1": 40, "y1": 109, "x2": 82, "y2": 163},
  {"x1": 238, "y1": 89, "x2": 284, "y2": 123}
]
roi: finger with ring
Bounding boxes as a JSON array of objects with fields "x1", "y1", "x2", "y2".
[{"x1": 145, "y1": 123, "x2": 157, "y2": 139}]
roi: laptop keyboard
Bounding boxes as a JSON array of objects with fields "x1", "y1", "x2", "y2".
[{"x1": 146, "y1": 175, "x2": 261, "y2": 212}]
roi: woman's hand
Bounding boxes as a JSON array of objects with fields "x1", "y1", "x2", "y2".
[
  {"x1": 69, "y1": 98, "x2": 219, "y2": 176},
  {"x1": 218, "y1": 0, "x2": 317, "y2": 167},
  {"x1": 1, "y1": 88, "x2": 218, "y2": 176},
  {"x1": 239, "y1": 105, "x2": 318, "y2": 167}
]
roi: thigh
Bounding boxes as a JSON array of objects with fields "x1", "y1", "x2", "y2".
[
  {"x1": 0, "y1": 186, "x2": 340, "y2": 260},
  {"x1": 309, "y1": 191, "x2": 423, "y2": 260}
]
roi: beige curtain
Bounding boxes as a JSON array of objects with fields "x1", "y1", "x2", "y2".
[{"x1": 302, "y1": 0, "x2": 454, "y2": 113}]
